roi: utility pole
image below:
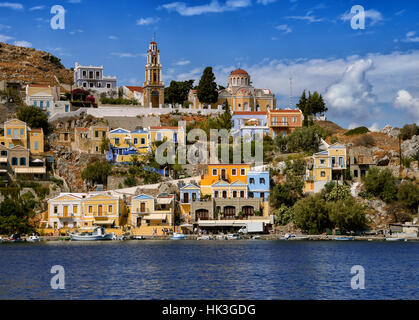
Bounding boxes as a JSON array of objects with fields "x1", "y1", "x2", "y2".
[{"x1": 289, "y1": 77, "x2": 293, "y2": 109}]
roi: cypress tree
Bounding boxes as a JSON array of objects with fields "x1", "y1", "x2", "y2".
[{"x1": 197, "y1": 67, "x2": 219, "y2": 107}]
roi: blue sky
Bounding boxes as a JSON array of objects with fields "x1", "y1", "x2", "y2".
[{"x1": 0, "y1": 0, "x2": 418, "y2": 129}]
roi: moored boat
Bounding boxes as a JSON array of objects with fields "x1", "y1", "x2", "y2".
[
  {"x1": 227, "y1": 233, "x2": 242, "y2": 240},
  {"x1": 385, "y1": 237, "x2": 407, "y2": 242},
  {"x1": 170, "y1": 233, "x2": 186, "y2": 240},
  {"x1": 8, "y1": 233, "x2": 22, "y2": 243},
  {"x1": 335, "y1": 236, "x2": 355, "y2": 241},
  {"x1": 70, "y1": 227, "x2": 113, "y2": 241},
  {"x1": 27, "y1": 234, "x2": 41, "y2": 242}
]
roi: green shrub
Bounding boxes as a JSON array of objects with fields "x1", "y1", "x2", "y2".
[
  {"x1": 124, "y1": 176, "x2": 137, "y2": 187},
  {"x1": 274, "y1": 205, "x2": 294, "y2": 226},
  {"x1": 397, "y1": 181, "x2": 419, "y2": 212},
  {"x1": 81, "y1": 161, "x2": 112, "y2": 185},
  {"x1": 400, "y1": 124, "x2": 419, "y2": 140},
  {"x1": 344, "y1": 126, "x2": 370, "y2": 136},
  {"x1": 362, "y1": 168, "x2": 397, "y2": 203},
  {"x1": 294, "y1": 194, "x2": 331, "y2": 234}
]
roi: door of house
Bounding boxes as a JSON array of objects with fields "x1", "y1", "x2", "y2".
[
  {"x1": 63, "y1": 206, "x2": 68, "y2": 218},
  {"x1": 224, "y1": 206, "x2": 236, "y2": 219},
  {"x1": 136, "y1": 217, "x2": 142, "y2": 227},
  {"x1": 140, "y1": 202, "x2": 146, "y2": 213},
  {"x1": 184, "y1": 192, "x2": 189, "y2": 203},
  {"x1": 98, "y1": 205, "x2": 103, "y2": 217}
]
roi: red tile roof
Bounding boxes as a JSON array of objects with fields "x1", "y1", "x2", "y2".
[
  {"x1": 76, "y1": 127, "x2": 89, "y2": 131},
  {"x1": 233, "y1": 111, "x2": 267, "y2": 116},
  {"x1": 126, "y1": 86, "x2": 143, "y2": 93},
  {"x1": 149, "y1": 126, "x2": 179, "y2": 130},
  {"x1": 230, "y1": 68, "x2": 249, "y2": 76},
  {"x1": 269, "y1": 109, "x2": 302, "y2": 113}
]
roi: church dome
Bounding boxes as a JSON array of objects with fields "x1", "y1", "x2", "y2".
[{"x1": 230, "y1": 68, "x2": 249, "y2": 76}]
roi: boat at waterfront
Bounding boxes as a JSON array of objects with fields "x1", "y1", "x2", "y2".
[
  {"x1": 170, "y1": 233, "x2": 186, "y2": 240},
  {"x1": 227, "y1": 234, "x2": 242, "y2": 240},
  {"x1": 280, "y1": 234, "x2": 309, "y2": 241},
  {"x1": 197, "y1": 235, "x2": 214, "y2": 240},
  {"x1": 70, "y1": 227, "x2": 114, "y2": 241},
  {"x1": 335, "y1": 236, "x2": 355, "y2": 241},
  {"x1": 8, "y1": 233, "x2": 22, "y2": 243},
  {"x1": 385, "y1": 237, "x2": 407, "y2": 242},
  {"x1": 27, "y1": 234, "x2": 41, "y2": 242}
]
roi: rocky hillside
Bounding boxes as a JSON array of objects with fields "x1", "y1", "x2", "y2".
[{"x1": 0, "y1": 42, "x2": 73, "y2": 86}]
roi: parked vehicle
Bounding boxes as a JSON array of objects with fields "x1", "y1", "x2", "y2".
[{"x1": 238, "y1": 222, "x2": 265, "y2": 234}]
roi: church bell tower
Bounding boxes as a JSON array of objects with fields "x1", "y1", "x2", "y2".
[{"x1": 144, "y1": 40, "x2": 164, "y2": 108}]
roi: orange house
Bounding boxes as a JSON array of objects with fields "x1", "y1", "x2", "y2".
[
  {"x1": 268, "y1": 109, "x2": 303, "y2": 139},
  {"x1": 200, "y1": 164, "x2": 250, "y2": 196}
]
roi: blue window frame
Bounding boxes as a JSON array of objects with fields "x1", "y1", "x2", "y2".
[
  {"x1": 12, "y1": 157, "x2": 18, "y2": 165},
  {"x1": 13, "y1": 129, "x2": 19, "y2": 138},
  {"x1": 7, "y1": 129, "x2": 11, "y2": 136},
  {"x1": 46, "y1": 101, "x2": 50, "y2": 108},
  {"x1": 0, "y1": 151, "x2": 7, "y2": 156},
  {"x1": 114, "y1": 138, "x2": 120, "y2": 145},
  {"x1": 20, "y1": 129, "x2": 24, "y2": 136},
  {"x1": 173, "y1": 133, "x2": 178, "y2": 143},
  {"x1": 34, "y1": 101, "x2": 37, "y2": 107},
  {"x1": 20, "y1": 157, "x2": 26, "y2": 166},
  {"x1": 134, "y1": 138, "x2": 138, "y2": 145},
  {"x1": 40, "y1": 101, "x2": 44, "y2": 109},
  {"x1": 34, "y1": 141, "x2": 39, "y2": 151},
  {"x1": 65, "y1": 105, "x2": 69, "y2": 112}
]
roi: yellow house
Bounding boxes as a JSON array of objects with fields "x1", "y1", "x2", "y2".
[
  {"x1": 0, "y1": 119, "x2": 44, "y2": 154},
  {"x1": 304, "y1": 143, "x2": 347, "y2": 193},
  {"x1": 47, "y1": 192, "x2": 127, "y2": 230},
  {"x1": 149, "y1": 126, "x2": 185, "y2": 145},
  {"x1": 130, "y1": 193, "x2": 175, "y2": 236}
]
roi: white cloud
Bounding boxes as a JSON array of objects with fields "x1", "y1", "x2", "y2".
[
  {"x1": 109, "y1": 35, "x2": 118, "y2": 40},
  {"x1": 68, "y1": 0, "x2": 82, "y2": 3},
  {"x1": 368, "y1": 122, "x2": 380, "y2": 132},
  {"x1": 137, "y1": 17, "x2": 160, "y2": 25},
  {"x1": 160, "y1": 0, "x2": 252, "y2": 16},
  {"x1": 340, "y1": 9, "x2": 383, "y2": 26},
  {"x1": 174, "y1": 50, "x2": 419, "y2": 126},
  {"x1": 175, "y1": 59, "x2": 191, "y2": 66},
  {"x1": 276, "y1": 24, "x2": 292, "y2": 34},
  {"x1": 29, "y1": 5, "x2": 45, "y2": 11},
  {"x1": 394, "y1": 90, "x2": 419, "y2": 123},
  {"x1": 110, "y1": 52, "x2": 145, "y2": 58},
  {"x1": 257, "y1": 0, "x2": 276, "y2": 4},
  {"x1": 13, "y1": 40, "x2": 32, "y2": 47},
  {"x1": 0, "y1": 2, "x2": 23, "y2": 10},
  {"x1": 286, "y1": 10, "x2": 324, "y2": 23},
  {"x1": 401, "y1": 31, "x2": 419, "y2": 43},
  {"x1": 324, "y1": 59, "x2": 377, "y2": 120},
  {"x1": 0, "y1": 34, "x2": 13, "y2": 41}
]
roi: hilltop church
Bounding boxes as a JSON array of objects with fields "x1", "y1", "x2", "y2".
[{"x1": 188, "y1": 67, "x2": 277, "y2": 111}]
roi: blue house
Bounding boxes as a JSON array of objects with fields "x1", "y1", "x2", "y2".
[
  {"x1": 247, "y1": 170, "x2": 270, "y2": 201},
  {"x1": 180, "y1": 184, "x2": 201, "y2": 203}
]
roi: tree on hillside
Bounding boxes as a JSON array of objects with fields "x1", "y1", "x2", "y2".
[
  {"x1": 217, "y1": 99, "x2": 232, "y2": 130},
  {"x1": 17, "y1": 106, "x2": 50, "y2": 134},
  {"x1": 297, "y1": 90, "x2": 327, "y2": 126},
  {"x1": 81, "y1": 161, "x2": 112, "y2": 186},
  {"x1": 362, "y1": 168, "x2": 397, "y2": 203},
  {"x1": 197, "y1": 67, "x2": 219, "y2": 107},
  {"x1": 165, "y1": 80, "x2": 195, "y2": 105}
]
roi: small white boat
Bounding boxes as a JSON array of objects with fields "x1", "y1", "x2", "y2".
[
  {"x1": 251, "y1": 235, "x2": 261, "y2": 240},
  {"x1": 335, "y1": 236, "x2": 355, "y2": 241},
  {"x1": 170, "y1": 233, "x2": 186, "y2": 240},
  {"x1": 27, "y1": 235, "x2": 41, "y2": 242},
  {"x1": 280, "y1": 233, "x2": 293, "y2": 240},
  {"x1": 70, "y1": 227, "x2": 113, "y2": 241},
  {"x1": 216, "y1": 234, "x2": 226, "y2": 240},
  {"x1": 197, "y1": 235, "x2": 214, "y2": 240},
  {"x1": 133, "y1": 236, "x2": 145, "y2": 240},
  {"x1": 385, "y1": 237, "x2": 407, "y2": 242}
]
